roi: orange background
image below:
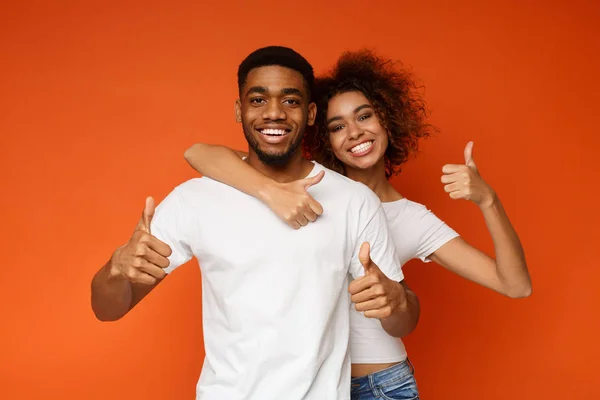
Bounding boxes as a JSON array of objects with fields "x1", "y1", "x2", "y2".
[{"x1": 1, "y1": 1, "x2": 598, "y2": 399}]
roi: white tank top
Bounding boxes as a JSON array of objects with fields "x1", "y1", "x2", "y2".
[{"x1": 349, "y1": 199, "x2": 459, "y2": 363}]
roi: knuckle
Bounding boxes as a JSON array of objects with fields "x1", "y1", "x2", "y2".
[
  {"x1": 134, "y1": 244, "x2": 146, "y2": 257},
  {"x1": 125, "y1": 268, "x2": 137, "y2": 280},
  {"x1": 137, "y1": 232, "x2": 149, "y2": 244}
]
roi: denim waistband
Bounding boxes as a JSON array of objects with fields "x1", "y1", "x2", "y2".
[{"x1": 351, "y1": 359, "x2": 414, "y2": 393}]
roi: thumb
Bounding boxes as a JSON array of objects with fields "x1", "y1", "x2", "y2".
[
  {"x1": 464, "y1": 141, "x2": 477, "y2": 169},
  {"x1": 359, "y1": 242, "x2": 373, "y2": 274},
  {"x1": 140, "y1": 196, "x2": 155, "y2": 233},
  {"x1": 303, "y1": 170, "x2": 325, "y2": 190}
]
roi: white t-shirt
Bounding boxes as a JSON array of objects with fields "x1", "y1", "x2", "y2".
[
  {"x1": 349, "y1": 199, "x2": 459, "y2": 364},
  {"x1": 151, "y1": 162, "x2": 404, "y2": 400}
]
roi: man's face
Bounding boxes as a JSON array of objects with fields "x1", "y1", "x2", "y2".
[{"x1": 236, "y1": 65, "x2": 316, "y2": 167}]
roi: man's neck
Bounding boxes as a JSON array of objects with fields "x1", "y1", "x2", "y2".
[{"x1": 246, "y1": 150, "x2": 314, "y2": 183}]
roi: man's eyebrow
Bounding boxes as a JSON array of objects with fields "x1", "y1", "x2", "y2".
[
  {"x1": 326, "y1": 104, "x2": 373, "y2": 125},
  {"x1": 246, "y1": 86, "x2": 268, "y2": 96},
  {"x1": 281, "y1": 88, "x2": 303, "y2": 96}
]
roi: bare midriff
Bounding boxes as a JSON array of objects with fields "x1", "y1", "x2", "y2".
[{"x1": 351, "y1": 362, "x2": 399, "y2": 378}]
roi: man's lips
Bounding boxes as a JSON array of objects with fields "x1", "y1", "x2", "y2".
[{"x1": 255, "y1": 127, "x2": 292, "y2": 144}]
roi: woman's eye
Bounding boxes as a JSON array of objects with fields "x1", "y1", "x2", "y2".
[{"x1": 358, "y1": 114, "x2": 371, "y2": 121}]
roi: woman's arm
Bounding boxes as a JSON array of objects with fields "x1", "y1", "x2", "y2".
[
  {"x1": 184, "y1": 143, "x2": 324, "y2": 229},
  {"x1": 431, "y1": 141, "x2": 531, "y2": 298}
]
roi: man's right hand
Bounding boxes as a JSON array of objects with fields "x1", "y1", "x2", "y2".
[
  {"x1": 258, "y1": 171, "x2": 325, "y2": 230},
  {"x1": 108, "y1": 197, "x2": 172, "y2": 285}
]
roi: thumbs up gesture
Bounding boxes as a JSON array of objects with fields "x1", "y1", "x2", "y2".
[
  {"x1": 441, "y1": 141, "x2": 496, "y2": 208},
  {"x1": 348, "y1": 243, "x2": 408, "y2": 319},
  {"x1": 259, "y1": 170, "x2": 325, "y2": 230},
  {"x1": 109, "y1": 197, "x2": 173, "y2": 285}
]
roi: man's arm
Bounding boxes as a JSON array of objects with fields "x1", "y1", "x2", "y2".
[
  {"x1": 91, "y1": 197, "x2": 172, "y2": 321},
  {"x1": 349, "y1": 242, "x2": 420, "y2": 338},
  {"x1": 379, "y1": 281, "x2": 420, "y2": 338},
  {"x1": 91, "y1": 260, "x2": 162, "y2": 321}
]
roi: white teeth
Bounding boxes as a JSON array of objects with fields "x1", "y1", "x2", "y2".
[
  {"x1": 261, "y1": 129, "x2": 287, "y2": 136},
  {"x1": 350, "y1": 141, "x2": 373, "y2": 153}
]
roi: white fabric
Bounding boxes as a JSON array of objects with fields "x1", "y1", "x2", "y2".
[
  {"x1": 349, "y1": 199, "x2": 459, "y2": 364},
  {"x1": 150, "y1": 162, "x2": 403, "y2": 400}
]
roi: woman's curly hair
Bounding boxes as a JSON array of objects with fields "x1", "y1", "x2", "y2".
[{"x1": 304, "y1": 49, "x2": 436, "y2": 178}]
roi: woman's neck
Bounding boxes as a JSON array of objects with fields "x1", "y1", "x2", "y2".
[{"x1": 345, "y1": 159, "x2": 403, "y2": 203}]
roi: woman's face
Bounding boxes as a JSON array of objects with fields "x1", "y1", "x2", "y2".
[{"x1": 325, "y1": 91, "x2": 388, "y2": 172}]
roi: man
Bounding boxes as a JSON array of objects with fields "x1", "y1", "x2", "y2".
[{"x1": 91, "y1": 46, "x2": 418, "y2": 399}]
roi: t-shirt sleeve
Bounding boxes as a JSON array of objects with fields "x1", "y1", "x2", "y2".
[
  {"x1": 414, "y1": 205, "x2": 460, "y2": 262},
  {"x1": 150, "y1": 187, "x2": 194, "y2": 274},
  {"x1": 350, "y1": 200, "x2": 404, "y2": 282}
]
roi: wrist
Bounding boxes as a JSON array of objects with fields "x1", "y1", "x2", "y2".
[
  {"x1": 392, "y1": 283, "x2": 409, "y2": 315},
  {"x1": 478, "y1": 188, "x2": 498, "y2": 210},
  {"x1": 256, "y1": 180, "x2": 279, "y2": 204},
  {"x1": 107, "y1": 248, "x2": 126, "y2": 281}
]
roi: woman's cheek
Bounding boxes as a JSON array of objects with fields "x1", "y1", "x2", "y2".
[{"x1": 328, "y1": 134, "x2": 343, "y2": 157}]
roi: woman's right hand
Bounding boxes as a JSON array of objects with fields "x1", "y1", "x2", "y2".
[{"x1": 258, "y1": 170, "x2": 325, "y2": 229}]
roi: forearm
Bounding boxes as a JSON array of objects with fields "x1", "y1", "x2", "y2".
[
  {"x1": 380, "y1": 283, "x2": 420, "y2": 338},
  {"x1": 91, "y1": 259, "x2": 133, "y2": 321},
  {"x1": 480, "y1": 195, "x2": 531, "y2": 297},
  {"x1": 184, "y1": 144, "x2": 273, "y2": 200}
]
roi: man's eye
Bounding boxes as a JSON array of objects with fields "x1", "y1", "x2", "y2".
[
  {"x1": 250, "y1": 98, "x2": 265, "y2": 104},
  {"x1": 284, "y1": 99, "x2": 300, "y2": 105}
]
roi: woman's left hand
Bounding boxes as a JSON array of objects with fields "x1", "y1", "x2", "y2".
[{"x1": 441, "y1": 141, "x2": 496, "y2": 209}]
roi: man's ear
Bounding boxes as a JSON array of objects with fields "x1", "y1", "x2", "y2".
[
  {"x1": 235, "y1": 99, "x2": 242, "y2": 123},
  {"x1": 307, "y1": 102, "x2": 317, "y2": 126}
]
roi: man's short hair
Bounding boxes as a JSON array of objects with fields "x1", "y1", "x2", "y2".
[{"x1": 237, "y1": 46, "x2": 315, "y2": 96}]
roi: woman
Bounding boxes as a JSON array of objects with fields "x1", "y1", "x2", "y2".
[{"x1": 184, "y1": 49, "x2": 532, "y2": 400}]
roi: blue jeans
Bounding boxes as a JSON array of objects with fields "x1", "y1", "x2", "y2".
[{"x1": 350, "y1": 359, "x2": 419, "y2": 400}]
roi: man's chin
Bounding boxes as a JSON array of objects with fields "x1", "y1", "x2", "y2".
[
  {"x1": 255, "y1": 149, "x2": 294, "y2": 167},
  {"x1": 244, "y1": 127, "x2": 303, "y2": 167}
]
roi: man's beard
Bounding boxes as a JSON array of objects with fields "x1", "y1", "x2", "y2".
[{"x1": 243, "y1": 123, "x2": 305, "y2": 168}]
